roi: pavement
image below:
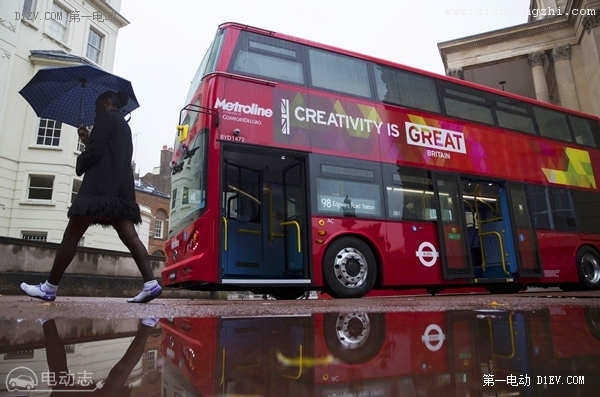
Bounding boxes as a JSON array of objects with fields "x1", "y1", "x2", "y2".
[{"x1": 1, "y1": 288, "x2": 599, "y2": 320}]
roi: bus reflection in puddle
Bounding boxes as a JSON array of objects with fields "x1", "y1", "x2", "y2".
[
  {"x1": 1, "y1": 308, "x2": 599, "y2": 396},
  {"x1": 160, "y1": 307, "x2": 600, "y2": 396}
]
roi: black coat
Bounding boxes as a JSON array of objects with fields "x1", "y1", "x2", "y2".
[{"x1": 67, "y1": 110, "x2": 141, "y2": 226}]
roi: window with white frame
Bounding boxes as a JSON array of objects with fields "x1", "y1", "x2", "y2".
[
  {"x1": 86, "y1": 29, "x2": 103, "y2": 64},
  {"x1": 77, "y1": 137, "x2": 85, "y2": 152},
  {"x1": 28, "y1": 175, "x2": 55, "y2": 201},
  {"x1": 22, "y1": 232, "x2": 48, "y2": 242},
  {"x1": 37, "y1": 118, "x2": 62, "y2": 146},
  {"x1": 48, "y1": 2, "x2": 69, "y2": 43},
  {"x1": 22, "y1": 0, "x2": 37, "y2": 18},
  {"x1": 71, "y1": 179, "x2": 82, "y2": 203},
  {"x1": 153, "y1": 220, "x2": 163, "y2": 239}
]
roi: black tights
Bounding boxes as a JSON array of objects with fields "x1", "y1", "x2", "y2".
[{"x1": 48, "y1": 216, "x2": 154, "y2": 285}]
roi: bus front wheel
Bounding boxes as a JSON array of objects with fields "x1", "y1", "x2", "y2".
[
  {"x1": 323, "y1": 237, "x2": 377, "y2": 299},
  {"x1": 576, "y1": 247, "x2": 600, "y2": 289},
  {"x1": 323, "y1": 312, "x2": 385, "y2": 364}
]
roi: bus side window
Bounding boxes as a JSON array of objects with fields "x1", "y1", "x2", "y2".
[
  {"x1": 525, "y1": 185, "x2": 552, "y2": 230},
  {"x1": 385, "y1": 165, "x2": 435, "y2": 221},
  {"x1": 549, "y1": 188, "x2": 577, "y2": 232}
]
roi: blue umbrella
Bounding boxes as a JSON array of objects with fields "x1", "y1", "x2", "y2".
[{"x1": 19, "y1": 64, "x2": 140, "y2": 128}]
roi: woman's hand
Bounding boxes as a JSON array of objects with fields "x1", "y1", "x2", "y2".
[{"x1": 77, "y1": 126, "x2": 90, "y2": 146}]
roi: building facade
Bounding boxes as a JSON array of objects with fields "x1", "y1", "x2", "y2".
[
  {"x1": 438, "y1": 0, "x2": 600, "y2": 118},
  {"x1": 135, "y1": 145, "x2": 172, "y2": 257},
  {"x1": 0, "y1": 0, "x2": 151, "y2": 251}
]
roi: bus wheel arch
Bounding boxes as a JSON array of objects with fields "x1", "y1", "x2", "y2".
[
  {"x1": 322, "y1": 235, "x2": 379, "y2": 299},
  {"x1": 576, "y1": 245, "x2": 600, "y2": 289}
]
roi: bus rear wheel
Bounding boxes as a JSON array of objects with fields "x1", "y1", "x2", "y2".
[
  {"x1": 576, "y1": 247, "x2": 600, "y2": 290},
  {"x1": 323, "y1": 237, "x2": 377, "y2": 299}
]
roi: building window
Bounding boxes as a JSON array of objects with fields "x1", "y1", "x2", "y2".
[
  {"x1": 154, "y1": 220, "x2": 163, "y2": 239},
  {"x1": 28, "y1": 175, "x2": 54, "y2": 201},
  {"x1": 4, "y1": 350, "x2": 34, "y2": 360},
  {"x1": 37, "y1": 118, "x2": 62, "y2": 147},
  {"x1": 71, "y1": 179, "x2": 82, "y2": 203},
  {"x1": 48, "y1": 2, "x2": 69, "y2": 43},
  {"x1": 22, "y1": 0, "x2": 37, "y2": 18},
  {"x1": 77, "y1": 137, "x2": 85, "y2": 152},
  {"x1": 146, "y1": 350, "x2": 157, "y2": 370},
  {"x1": 22, "y1": 232, "x2": 48, "y2": 242},
  {"x1": 86, "y1": 29, "x2": 103, "y2": 64}
]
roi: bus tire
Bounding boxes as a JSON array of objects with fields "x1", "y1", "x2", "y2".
[
  {"x1": 576, "y1": 246, "x2": 600, "y2": 289},
  {"x1": 323, "y1": 312, "x2": 385, "y2": 364},
  {"x1": 323, "y1": 237, "x2": 377, "y2": 299},
  {"x1": 585, "y1": 307, "x2": 600, "y2": 341}
]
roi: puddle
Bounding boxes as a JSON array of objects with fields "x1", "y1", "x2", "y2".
[{"x1": 1, "y1": 307, "x2": 600, "y2": 396}]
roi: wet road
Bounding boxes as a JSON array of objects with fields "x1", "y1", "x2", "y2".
[
  {"x1": 1, "y1": 288, "x2": 600, "y2": 319},
  {"x1": 1, "y1": 289, "x2": 599, "y2": 396}
]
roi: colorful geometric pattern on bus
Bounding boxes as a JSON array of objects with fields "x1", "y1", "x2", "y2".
[{"x1": 541, "y1": 147, "x2": 596, "y2": 189}]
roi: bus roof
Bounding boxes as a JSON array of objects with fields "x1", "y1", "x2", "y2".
[{"x1": 217, "y1": 21, "x2": 600, "y2": 122}]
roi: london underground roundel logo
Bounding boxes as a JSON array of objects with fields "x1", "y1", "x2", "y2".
[
  {"x1": 421, "y1": 324, "x2": 446, "y2": 352},
  {"x1": 416, "y1": 242, "x2": 439, "y2": 267}
]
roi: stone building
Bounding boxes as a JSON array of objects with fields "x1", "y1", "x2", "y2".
[
  {"x1": 438, "y1": 0, "x2": 600, "y2": 118},
  {"x1": 0, "y1": 0, "x2": 153, "y2": 251}
]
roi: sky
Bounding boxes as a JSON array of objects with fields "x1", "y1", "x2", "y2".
[{"x1": 113, "y1": 0, "x2": 531, "y2": 176}]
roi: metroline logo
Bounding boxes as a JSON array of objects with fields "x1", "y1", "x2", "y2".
[
  {"x1": 405, "y1": 121, "x2": 466, "y2": 154},
  {"x1": 214, "y1": 98, "x2": 273, "y2": 117}
]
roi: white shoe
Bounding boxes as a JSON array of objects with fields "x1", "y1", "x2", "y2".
[
  {"x1": 21, "y1": 283, "x2": 56, "y2": 302},
  {"x1": 127, "y1": 284, "x2": 162, "y2": 303}
]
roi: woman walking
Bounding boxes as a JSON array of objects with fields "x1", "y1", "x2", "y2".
[{"x1": 21, "y1": 91, "x2": 161, "y2": 303}]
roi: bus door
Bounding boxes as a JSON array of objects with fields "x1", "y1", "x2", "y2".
[
  {"x1": 281, "y1": 161, "x2": 307, "y2": 277},
  {"x1": 464, "y1": 181, "x2": 520, "y2": 279},
  {"x1": 217, "y1": 316, "x2": 313, "y2": 395},
  {"x1": 433, "y1": 173, "x2": 473, "y2": 279},
  {"x1": 223, "y1": 162, "x2": 263, "y2": 276},
  {"x1": 506, "y1": 183, "x2": 543, "y2": 277}
]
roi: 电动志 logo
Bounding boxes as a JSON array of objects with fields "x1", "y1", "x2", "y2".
[
  {"x1": 6, "y1": 367, "x2": 38, "y2": 391},
  {"x1": 6, "y1": 366, "x2": 103, "y2": 392}
]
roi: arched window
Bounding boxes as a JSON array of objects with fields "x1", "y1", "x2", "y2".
[{"x1": 153, "y1": 208, "x2": 169, "y2": 239}]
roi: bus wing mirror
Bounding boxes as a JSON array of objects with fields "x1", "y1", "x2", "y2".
[{"x1": 177, "y1": 124, "x2": 189, "y2": 142}]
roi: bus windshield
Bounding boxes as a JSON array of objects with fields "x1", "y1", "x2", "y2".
[
  {"x1": 184, "y1": 29, "x2": 225, "y2": 105},
  {"x1": 169, "y1": 121, "x2": 208, "y2": 237}
]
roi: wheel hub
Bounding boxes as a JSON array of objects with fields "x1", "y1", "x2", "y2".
[
  {"x1": 581, "y1": 253, "x2": 600, "y2": 284},
  {"x1": 333, "y1": 247, "x2": 368, "y2": 289},
  {"x1": 334, "y1": 313, "x2": 371, "y2": 349}
]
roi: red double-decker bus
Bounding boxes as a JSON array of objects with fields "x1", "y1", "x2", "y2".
[{"x1": 163, "y1": 22, "x2": 600, "y2": 299}]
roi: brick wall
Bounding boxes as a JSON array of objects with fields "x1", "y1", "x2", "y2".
[{"x1": 135, "y1": 190, "x2": 169, "y2": 256}]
